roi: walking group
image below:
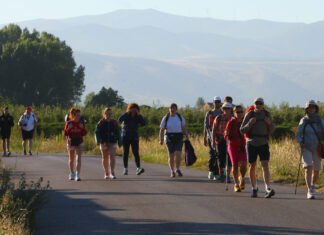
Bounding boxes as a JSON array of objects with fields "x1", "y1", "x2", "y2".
[{"x1": 1, "y1": 98, "x2": 323, "y2": 200}]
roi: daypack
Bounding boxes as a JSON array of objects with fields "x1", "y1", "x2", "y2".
[
  {"x1": 244, "y1": 106, "x2": 270, "y2": 139},
  {"x1": 184, "y1": 140, "x2": 197, "y2": 166},
  {"x1": 99, "y1": 119, "x2": 119, "y2": 143},
  {"x1": 303, "y1": 120, "x2": 324, "y2": 159}
]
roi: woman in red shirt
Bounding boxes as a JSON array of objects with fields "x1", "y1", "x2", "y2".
[
  {"x1": 225, "y1": 105, "x2": 247, "y2": 192},
  {"x1": 64, "y1": 108, "x2": 87, "y2": 181}
]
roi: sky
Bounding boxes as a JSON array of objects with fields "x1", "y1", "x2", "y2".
[{"x1": 1, "y1": 0, "x2": 324, "y2": 24}]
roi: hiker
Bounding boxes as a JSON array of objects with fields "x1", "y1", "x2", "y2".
[
  {"x1": 212, "y1": 102, "x2": 233, "y2": 182},
  {"x1": 240, "y1": 97, "x2": 275, "y2": 198},
  {"x1": 118, "y1": 103, "x2": 146, "y2": 175},
  {"x1": 0, "y1": 107, "x2": 14, "y2": 157},
  {"x1": 18, "y1": 107, "x2": 38, "y2": 156},
  {"x1": 64, "y1": 108, "x2": 87, "y2": 181},
  {"x1": 203, "y1": 96, "x2": 222, "y2": 180},
  {"x1": 159, "y1": 103, "x2": 188, "y2": 177},
  {"x1": 224, "y1": 105, "x2": 247, "y2": 192},
  {"x1": 296, "y1": 100, "x2": 324, "y2": 199},
  {"x1": 95, "y1": 107, "x2": 121, "y2": 180}
]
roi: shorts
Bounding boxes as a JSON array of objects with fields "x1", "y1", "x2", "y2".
[
  {"x1": 67, "y1": 143, "x2": 84, "y2": 151},
  {"x1": 100, "y1": 143, "x2": 117, "y2": 151},
  {"x1": 228, "y1": 145, "x2": 247, "y2": 165},
  {"x1": 247, "y1": 143, "x2": 270, "y2": 163},
  {"x1": 166, "y1": 141, "x2": 183, "y2": 154},
  {"x1": 302, "y1": 148, "x2": 322, "y2": 171},
  {"x1": 1, "y1": 130, "x2": 11, "y2": 139},
  {"x1": 22, "y1": 130, "x2": 34, "y2": 140}
]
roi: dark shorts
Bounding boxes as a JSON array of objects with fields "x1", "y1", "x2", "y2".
[
  {"x1": 246, "y1": 143, "x2": 270, "y2": 163},
  {"x1": 22, "y1": 130, "x2": 34, "y2": 140},
  {"x1": 1, "y1": 130, "x2": 11, "y2": 139},
  {"x1": 166, "y1": 141, "x2": 183, "y2": 154}
]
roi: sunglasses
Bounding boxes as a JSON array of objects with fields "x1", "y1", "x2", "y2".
[
  {"x1": 235, "y1": 111, "x2": 243, "y2": 114},
  {"x1": 255, "y1": 102, "x2": 264, "y2": 105}
]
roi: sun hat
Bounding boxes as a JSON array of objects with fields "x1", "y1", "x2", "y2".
[
  {"x1": 254, "y1": 97, "x2": 264, "y2": 104},
  {"x1": 305, "y1": 100, "x2": 319, "y2": 111},
  {"x1": 222, "y1": 102, "x2": 233, "y2": 109}
]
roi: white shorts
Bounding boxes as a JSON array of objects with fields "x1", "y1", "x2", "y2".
[
  {"x1": 67, "y1": 144, "x2": 84, "y2": 151},
  {"x1": 302, "y1": 148, "x2": 322, "y2": 171},
  {"x1": 100, "y1": 143, "x2": 117, "y2": 151}
]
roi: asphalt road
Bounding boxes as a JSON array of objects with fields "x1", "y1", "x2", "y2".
[{"x1": 2, "y1": 153, "x2": 324, "y2": 235}]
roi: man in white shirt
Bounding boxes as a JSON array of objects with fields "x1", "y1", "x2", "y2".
[{"x1": 18, "y1": 107, "x2": 38, "y2": 155}]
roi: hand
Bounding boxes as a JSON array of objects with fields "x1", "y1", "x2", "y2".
[
  {"x1": 249, "y1": 117, "x2": 256, "y2": 125},
  {"x1": 265, "y1": 117, "x2": 271, "y2": 126},
  {"x1": 300, "y1": 143, "x2": 306, "y2": 148},
  {"x1": 203, "y1": 137, "x2": 208, "y2": 146},
  {"x1": 159, "y1": 139, "x2": 163, "y2": 145}
]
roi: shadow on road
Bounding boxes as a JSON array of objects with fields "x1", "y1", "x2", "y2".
[{"x1": 35, "y1": 190, "x2": 322, "y2": 235}]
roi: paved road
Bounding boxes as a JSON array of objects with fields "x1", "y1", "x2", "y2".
[{"x1": 2, "y1": 153, "x2": 324, "y2": 235}]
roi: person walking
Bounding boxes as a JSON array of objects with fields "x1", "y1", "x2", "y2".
[
  {"x1": 296, "y1": 100, "x2": 324, "y2": 199},
  {"x1": 0, "y1": 107, "x2": 14, "y2": 157},
  {"x1": 64, "y1": 108, "x2": 87, "y2": 181},
  {"x1": 212, "y1": 102, "x2": 233, "y2": 182},
  {"x1": 159, "y1": 103, "x2": 188, "y2": 177},
  {"x1": 240, "y1": 97, "x2": 275, "y2": 198},
  {"x1": 95, "y1": 108, "x2": 121, "y2": 180},
  {"x1": 18, "y1": 107, "x2": 38, "y2": 155},
  {"x1": 225, "y1": 105, "x2": 247, "y2": 192},
  {"x1": 203, "y1": 96, "x2": 222, "y2": 180},
  {"x1": 118, "y1": 103, "x2": 146, "y2": 175}
]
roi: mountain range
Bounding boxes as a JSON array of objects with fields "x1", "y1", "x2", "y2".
[{"x1": 5, "y1": 9, "x2": 324, "y2": 106}]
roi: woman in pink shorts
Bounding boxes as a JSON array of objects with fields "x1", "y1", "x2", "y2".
[{"x1": 225, "y1": 105, "x2": 247, "y2": 192}]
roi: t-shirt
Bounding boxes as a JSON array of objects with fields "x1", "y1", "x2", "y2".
[
  {"x1": 19, "y1": 112, "x2": 37, "y2": 131},
  {"x1": 160, "y1": 114, "x2": 186, "y2": 133}
]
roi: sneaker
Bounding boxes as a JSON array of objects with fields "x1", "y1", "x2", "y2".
[
  {"x1": 307, "y1": 188, "x2": 315, "y2": 199},
  {"x1": 214, "y1": 175, "x2": 222, "y2": 182},
  {"x1": 104, "y1": 173, "x2": 109, "y2": 180},
  {"x1": 75, "y1": 173, "x2": 81, "y2": 181},
  {"x1": 239, "y1": 177, "x2": 245, "y2": 190},
  {"x1": 123, "y1": 168, "x2": 128, "y2": 175},
  {"x1": 265, "y1": 189, "x2": 275, "y2": 198},
  {"x1": 234, "y1": 184, "x2": 241, "y2": 192},
  {"x1": 68, "y1": 172, "x2": 75, "y2": 180},
  {"x1": 208, "y1": 171, "x2": 215, "y2": 180},
  {"x1": 170, "y1": 171, "x2": 176, "y2": 178},
  {"x1": 136, "y1": 168, "x2": 145, "y2": 175},
  {"x1": 24, "y1": 150, "x2": 27, "y2": 155},
  {"x1": 29, "y1": 151, "x2": 32, "y2": 156},
  {"x1": 251, "y1": 188, "x2": 258, "y2": 198},
  {"x1": 176, "y1": 169, "x2": 183, "y2": 177},
  {"x1": 7, "y1": 152, "x2": 11, "y2": 157},
  {"x1": 110, "y1": 172, "x2": 117, "y2": 180},
  {"x1": 2, "y1": 152, "x2": 6, "y2": 157}
]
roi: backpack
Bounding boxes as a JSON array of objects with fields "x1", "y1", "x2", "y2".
[
  {"x1": 99, "y1": 119, "x2": 119, "y2": 143},
  {"x1": 184, "y1": 140, "x2": 197, "y2": 166},
  {"x1": 244, "y1": 106, "x2": 270, "y2": 139}
]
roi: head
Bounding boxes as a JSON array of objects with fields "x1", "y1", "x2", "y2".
[
  {"x1": 25, "y1": 107, "x2": 32, "y2": 115},
  {"x1": 224, "y1": 96, "x2": 233, "y2": 104},
  {"x1": 69, "y1": 107, "x2": 81, "y2": 122},
  {"x1": 254, "y1": 97, "x2": 264, "y2": 111},
  {"x1": 169, "y1": 103, "x2": 178, "y2": 115},
  {"x1": 305, "y1": 100, "x2": 319, "y2": 115},
  {"x1": 233, "y1": 105, "x2": 244, "y2": 120},
  {"x1": 222, "y1": 102, "x2": 233, "y2": 115},
  {"x1": 213, "y1": 96, "x2": 222, "y2": 109},
  {"x1": 127, "y1": 103, "x2": 140, "y2": 116},
  {"x1": 102, "y1": 107, "x2": 112, "y2": 120},
  {"x1": 3, "y1": 107, "x2": 8, "y2": 115}
]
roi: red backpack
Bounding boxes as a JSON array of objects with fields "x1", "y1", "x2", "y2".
[{"x1": 244, "y1": 106, "x2": 270, "y2": 139}]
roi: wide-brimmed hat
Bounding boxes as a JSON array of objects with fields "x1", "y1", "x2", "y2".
[
  {"x1": 305, "y1": 100, "x2": 319, "y2": 112},
  {"x1": 254, "y1": 97, "x2": 264, "y2": 104},
  {"x1": 222, "y1": 102, "x2": 233, "y2": 109}
]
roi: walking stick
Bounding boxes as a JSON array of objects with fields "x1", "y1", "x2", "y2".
[{"x1": 295, "y1": 147, "x2": 303, "y2": 195}]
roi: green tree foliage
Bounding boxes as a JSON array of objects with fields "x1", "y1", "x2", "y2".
[
  {"x1": 84, "y1": 87, "x2": 124, "y2": 107},
  {"x1": 195, "y1": 97, "x2": 205, "y2": 110},
  {"x1": 0, "y1": 24, "x2": 85, "y2": 106}
]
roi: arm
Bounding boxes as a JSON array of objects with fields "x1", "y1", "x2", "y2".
[
  {"x1": 203, "y1": 112, "x2": 209, "y2": 146},
  {"x1": 18, "y1": 115, "x2": 23, "y2": 127},
  {"x1": 212, "y1": 117, "x2": 218, "y2": 147},
  {"x1": 64, "y1": 122, "x2": 70, "y2": 137},
  {"x1": 9, "y1": 116, "x2": 14, "y2": 127},
  {"x1": 296, "y1": 118, "x2": 305, "y2": 144},
  {"x1": 224, "y1": 119, "x2": 232, "y2": 139},
  {"x1": 159, "y1": 128, "x2": 165, "y2": 145},
  {"x1": 265, "y1": 113, "x2": 275, "y2": 134},
  {"x1": 94, "y1": 122, "x2": 102, "y2": 145},
  {"x1": 181, "y1": 116, "x2": 188, "y2": 138},
  {"x1": 118, "y1": 112, "x2": 127, "y2": 124},
  {"x1": 240, "y1": 113, "x2": 253, "y2": 134},
  {"x1": 137, "y1": 114, "x2": 146, "y2": 126},
  {"x1": 117, "y1": 123, "x2": 122, "y2": 147},
  {"x1": 81, "y1": 123, "x2": 87, "y2": 136}
]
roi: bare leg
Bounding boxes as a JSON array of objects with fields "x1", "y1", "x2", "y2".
[
  {"x1": 312, "y1": 169, "x2": 319, "y2": 186},
  {"x1": 168, "y1": 153, "x2": 175, "y2": 171},
  {"x1": 239, "y1": 161, "x2": 247, "y2": 178},
  {"x1": 232, "y1": 163, "x2": 239, "y2": 185},
  {"x1": 2, "y1": 139, "x2": 5, "y2": 153},
  {"x1": 68, "y1": 150, "x2": 75, "y2": 172},
  {"x1": 261, "y1": 160, "x2": 270, "y2": 187},
  {"x1": 28, "y1": 139, "x2": 33, "y2": 152},
  {"x1": 305, "y1": 166, "x2": 312, "y2": 189},
  {"x1": 22, "y1": 140, "x2": 27, "y2": 152},
  {"x1": 249, "y1": 162, "x2": 257, "y2": 188},
  {"x1": 6, "y1": 139, "x2": 10, "y2": 152},
  {"x1": 75, "y1": 147, "x2": 82, "y2": 173},
  {"x1": 101, "y1": 149, "x2": 109, "y2": 174},
  {"x1": 175, "y1": 151, "x2": 182, "y2": 169},
  {"x1": 109, "y1": 147, "x2": 116, "y2": 173}
]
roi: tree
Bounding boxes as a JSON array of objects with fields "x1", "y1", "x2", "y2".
[
  {"x1": 85, "y1": 87, "x2": 124, "y2": 107},
  {"x1": 0, "y1": 24, "x2": 85, "y2": 106},
  {"x1": 195, "y1": 97, "x2": 205, "y2": 110}
]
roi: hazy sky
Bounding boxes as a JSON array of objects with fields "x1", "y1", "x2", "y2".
[{"x1": 1, "y1": 0, "x2": 324, "y2": 24}]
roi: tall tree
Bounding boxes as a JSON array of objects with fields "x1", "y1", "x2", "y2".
[
  {"x1": 85, "y1": 87, "x2": 124, "y2": 107},
  {"x1": 195, "y1": 97, "x2": 205, "y2": 110},
  {"x1": 0, "y1": 24, "x2": 85, "y2": 106}
]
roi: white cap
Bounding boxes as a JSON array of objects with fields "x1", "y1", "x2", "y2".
[
  {"x1": 222, "y1": 102, "x2": 233, "y2": 109},
  {"x1": 213, "y1": 96, "x2": 221, "y2": 101},
  {"x1": 305, "y1": 100, "x2": 318, "y2": 110}
]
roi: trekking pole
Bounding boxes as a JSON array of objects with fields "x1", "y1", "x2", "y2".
[
  {"x1": 225, "y1": 136, "x2": 229, "y2": 191},
  {"x1": 295, "y1": 147, "x2": 303, "y2": 195}
]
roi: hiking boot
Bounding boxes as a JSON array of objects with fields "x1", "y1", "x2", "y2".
[
  {"x1": 123, "y1": 168, "x2": 128, "y2": 175},
  {"x1": 68, "y1": 172, "x2": 75, "y2": 180},
  {"x1": 251, "y1": 188, "x2": 258, "y2": 198},
  {"x1": 110, "y1": 172, "x2": 117, "y2": 180},
  {"x1": 234, "y1": 184, "x2": 241, "y2": 192},
  {"x1": 265, "y1": 189, "x2": 275, "y2": 198},
  {"x1": 208, "y1": 171, "x2": 215, "y2": 180},
  {"x1": 170, "y1": 171, "x2": 176, "y2": 178},
  {"x1": 239, "y1": 177, "x2": 245, "y2": 190},
  {"x1": 24, "y1": 150, "x2": 27, "y2": 155},
  {"x1": 307, "y1": 188, "x2": 315, "y2": 199},
  {"x1": 75, "y1": 173, "x2": 81, "y2": 181},
  {"x1": 176, "y1": 169, "x2": 183, "y2": 177},
  {"x1": 136, "y1": 168, "x2": 145, "y2": 175},
  {"x1": 7, "y1": 152, "x2": 11, "y2": 157}
]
